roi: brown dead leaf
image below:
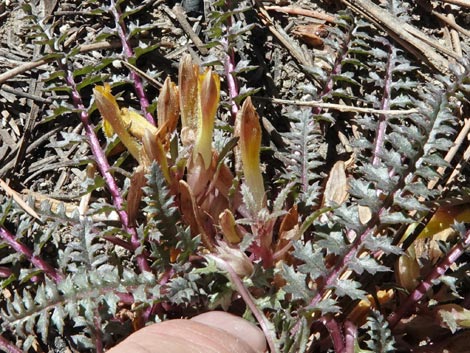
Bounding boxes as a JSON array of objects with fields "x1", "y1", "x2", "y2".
[
  {"x1": 323, "y1": 161, "x2": 348, "y2": 207},
  {"x1": 178, "y1": 180, "x2": 214, "y2": 250},
  {"x1": 358, "y1": 205, "x2": 372, "y2": 224},
  {"x1": 292, "y1": 24, "x2": 328, "y2": 48},
  {"x1": 127, "y1": 166, "x2": 146, "y2": 227}
]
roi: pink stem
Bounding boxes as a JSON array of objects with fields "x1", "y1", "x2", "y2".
[
  {"x1": 343, "y1": 320, "x2": 357, "y2": 353},
  {"x1": 109, "y1": 0, "x2": 155, "y2": 125},
  {"x1": 224, "y1": 39, "x2": 239, "y2": 121},
  {"x1": 0, "y1": 266, "x2": 13, "y2": 278},
  {"x1": 209, "y1": 255, "x2": 279, "y2": 353},
  {"x1": 388, "y1": 228, "x2": 470, "y2": 328},
  {"x1": 322, "y1": 316, "x2": 345, "y2": 353},
  {"x1": 65, "y1": 71, "x2": 151, "y2": 273},
  {"x1": 0, "y1": 226, "x2": 63, "y2": 283},
  {"x1": 0, "y1": 334, "x2": 22, "y2": 353}
]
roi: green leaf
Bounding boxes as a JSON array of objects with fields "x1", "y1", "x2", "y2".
[
  {"x1": 281, "y1": 263, "x2": 311, "y2": 301},
  {"x1": 293, "y1": 241, "x2": 327, "y2": 280},
  {"x1": 308, "y1": 298, "x2": 341, "y2": 315},
  {"x1": 364, "y1": 311, "x2": 396, "y2": 353},
  {"x1": 332, "y1": 279, "x2": 366, "y2": 300},
  {"x1": 316, "y1": 232, "x2": 347, "y2": 256},
  {"x1": 134, "y1": 43, "x2": 160, "y2": 59},
  {"x1": 348, "y1": 255, "x2": 390, "y2": 275}
]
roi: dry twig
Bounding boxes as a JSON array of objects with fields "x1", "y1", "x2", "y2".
[
  {"x1": 265, "y1": 5, "x2": 336, "y2": 22},
  {"x1": 257, "y1": 96, "x2": 419, "y2": 115},
  {"x1": 341, "y1": 0, "x2": 452, "y2": 73}
]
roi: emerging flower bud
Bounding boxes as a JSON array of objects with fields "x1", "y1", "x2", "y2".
[
  {"x1": 142, "y1": 129, "x2": 170, "y2": 183},
  {"x1": 193, "y1": 68, "x2": 220, "y2": 169},
  {"x1": 179, "y1": 54, "x2": 199, "y2": 145},
  {"x1": 127, "y1": 165, "x2": 146, "y2": 226},
  {"x1": 94, "y1": 84, "x2": 141, "y2": 161},
  {"x1": 216, "y1": 243, "x2": 254, "y2": 278},
  {"x1": 219, "y1": 209, "x2": 243, "y2": 244},
  {"x1": 237, "y1": 97, "x2": 265, "y2": 213},
  {"x1": 157, "y1": 77, "x2": 179, "y2": 149}
]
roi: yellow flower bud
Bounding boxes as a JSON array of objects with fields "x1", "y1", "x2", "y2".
[
  {"x1": 193, "y1": 68, "x2": 220, "y2": 168},
  {"x1": 94, "y1": 84, "x2": 141, "y2": 161},
  {"x1": 219, "y1": 209, "x2": 243, "y2": 244},
  {"x1": 237, "y1": 97, "x2": 265, "y2": 213},
  {"x1": 179, "y1": 54, "x2": 199, "y2": 145},
  {"x1": 157, "y1": 77, "x2": 179, "y2": 148}
]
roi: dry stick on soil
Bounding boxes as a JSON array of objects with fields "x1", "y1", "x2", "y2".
[
  {"x1": 0, "y1": 41, "x2": 120, "y2": 85},
  {"x1": 428, "y1": 117, "x2": 470, "y2": 190},
  {"x1": 1, "y1": 84, "x2": 51, "y2": 103},
  {"x1": 255, "y1": 0, "x2": 312, "y2": 68},
  {"x1": 448, "y1": 13, "x2": 463, "y2": 56},
  {"x1": 164, "y1": 4, "x2": 208, "y2": 56},
  {"x1": 417, "y1": 0, "x2": 470, "y2": 38},
  {"x1": 439, "y1": 0, "x2": 470, "y2": 7},
  {"x1": 0, "y1": 179, "x2": 40, "y2": 220},
  {"x1": 341, "y1": 0, "x2": 451, "y2": 74},
  {"x1": 0, "y1": 128, "x2": 59, "y2": 178},
  {"x1": 443, "y1": 132, "x2": 470, "y2": 188},
  {"x1": 256, "y1": 96, "x2": 419, "y2": 115},
  {"x1": 265, "y1": 5, "x2": 336, "y2": 23},
  {"x1": 12, "y1": 80, "x2": 43, "y2": 172}
]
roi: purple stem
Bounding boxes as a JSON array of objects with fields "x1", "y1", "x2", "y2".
[
  {"x1": 322, "y1": 316, "x2": 345, "y2": 353},
  {"x1": 0, "y1": 266, "x2": 12, "y2": 278},
  {"x1": 312, "y1": 23, "x2": 353, "y2": 116},
  {"x1": 372, "y1": 43, "x2": 393, "y2": 167},
  {"x1": 343, "y1": 320, "x2": 357, "y2": 353},
  {"x1": 65, "y1": 71, "x2": 151, "y2": 273},
  {"x1": 93, "y1": 308, "x2": 104, "y2": 353},
  {"x1": 109, "y1": 0, "x2": 156, "y2": 125},
  {"x1": 209, "y1": 255, "x2": 279, "y2": 353},
  {"x1": 223, "y1": 38, "x2": 239, "y2": 121},
  {"x1": 0, "y1": 226, "x2": 63, "y2": 283},
  {"x1": 116, "y1": 292, "x2": 135, "y2": 304},
  {"x1": 308, "y1": 224, "x2": 380, "y2": 309},
  {"x1": 388, "y1": 228, "x2": 470, "y2": 328},
  {"x1": 104, "y1": 235, "x2": 134, "y2": 251},
  {"x1": 0, "y1": 334, "x2": 22, "y2": 353},
  {"x1": 223, "y1": 0, "x2": 239, "y2": 122}
]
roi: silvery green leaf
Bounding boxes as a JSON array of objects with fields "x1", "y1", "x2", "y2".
[
  {"x1": 293, "y1": 241, "x2": 327, "y2": 280},
  {"x1": 332, "y1": 279, "x2": 366, "y2": 300},
  {"x1": 281, "y1": 263, "x2": 311, "y2": 301},
  {"x1": 349, "y1": 255, "x2": 390, "y2": 275}
]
